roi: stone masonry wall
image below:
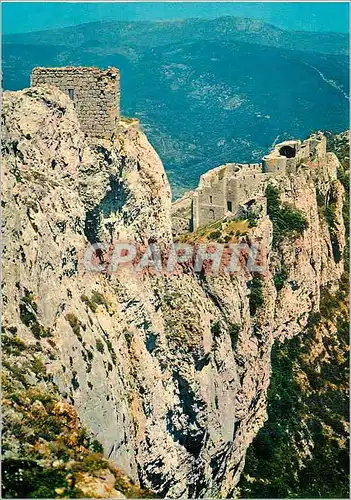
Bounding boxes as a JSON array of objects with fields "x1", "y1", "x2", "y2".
[
  {"x1": 191, "y1": 133, "x2": 328, "y2": 230},
  {"x1": 31, "y1": 66, "x2": 120, "y2": 139},
  {"x1": 193, "y1": 163, "x2": 265, "y2": 229},
  {"x1": 195, "y1": 180, "x2": 227, "y2": 227}
]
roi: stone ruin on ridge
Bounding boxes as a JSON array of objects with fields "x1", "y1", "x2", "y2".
[{"x1": 31, "y1": 66, "x2": 120, "y2": 139}]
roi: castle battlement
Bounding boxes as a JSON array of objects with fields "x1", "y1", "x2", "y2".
[{"x1": 31, "y1": 66, "x2": 120, "y2": 139}]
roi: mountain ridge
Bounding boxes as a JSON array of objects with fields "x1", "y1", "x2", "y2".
[
  {"x1": 2, "y1": 17, "x2": 348, "y2": 196},
  {"x1": 3, "y1": 16, "x2": 348, "y2": 55}
]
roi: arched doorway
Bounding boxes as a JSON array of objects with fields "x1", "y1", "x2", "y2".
[{"x1": 279, "y1": 145, "x2": 296, "y2": 158}]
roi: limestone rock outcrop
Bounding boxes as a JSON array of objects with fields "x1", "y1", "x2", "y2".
[{"x1": 1, "y1": 86, "x2": 346, "y2": 497}]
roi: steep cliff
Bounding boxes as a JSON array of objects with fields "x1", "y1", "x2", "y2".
[
  {"x1": 1, "y1": 86, "x2": 346, "y2": 497},
  {"x1": 237, "y1": 275, "x2": 349, "y2": 498},
  {"x1": 236, "y1": 131, "x2": 350, "y2": 498}
]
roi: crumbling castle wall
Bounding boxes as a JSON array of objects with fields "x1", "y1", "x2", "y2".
[
  {"x1": 31, "y1": 66, "x2": 120, "y2": 139},
  {"x1": 262, "y1": 153, "x2": 287, "y2": 175},
  {"x1": 193, "y1": 163, "x2": 265, "y2": 228},
  {"x1": 191, "y1": 133, "x2": 327, "y2": 230}
]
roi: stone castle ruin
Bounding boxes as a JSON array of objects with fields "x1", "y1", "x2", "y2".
[
  {"x1": 191, "y1": 133, "x2": 327, "y2": 229},
  {"x1": 30, "y1": 66, "x2": 327, "y2": 234},
  {"x1": 31, "y1": 66, "x2": 120, "y2": 139}
]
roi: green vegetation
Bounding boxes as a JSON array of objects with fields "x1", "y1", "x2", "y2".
[
  {"x1": 211, "y1": 321, "x2": 221, "y2": 338},
  {"x1": 238, "y1": 274, "x2": 349, "y2": 498},
  {"x1": 91, "y1": 291, "x2": 110, "y2": 309},
  {"x1": 19, "y1": 289, "x2": 52, "y2": 339},
  {"x1": 104, "y1": 336, "x2": 117, "y2": 366},
  {"x1": 2, "y1": 342, "x2": 155, "y2": 498},
  {"x1": 208, "y1": 229, "x2": 221, "y2": 240},
  {"x1": 2, "y1": 334, "x2": 26, "y2": 356},
  {"x1": 66, "y1": 312, "x2": 83, "y2": 342},
  {"x1": 71, "y1": 371, "x2": 80, "y2": 391},
  {"x1": 246, "y1": 212, "x2": 259, "y2": 228},
  {"x1": 4, "y1": 18, "x2": 349, "y2": 200},
  {"x1": 239, "y1": 135, "x2": 349, "y2": 497},
  {"x1": 273, "y1": 264, "x2": 288, "y2": 292},
  {"x1": 210, "y1": 321, "x2": 240, "y2": 349},
  {"x1": 248, "y1": 274, "x2": 264, "y2": 316},
  {"x1": 326, "y1": 131, "x2": 350, "y2": 174},
  {"x1": 239, "y1": 134, "x2": 349, "y2": 498},
  {"x1": 95, "y1": 338, "x2": 105, "y2": 354},
  {"x1": 81, "y1": 291, "x2": 112, "y2": 314},
  {"x1": 81, "y1": 294, "x2": 98, "y2": 313},
  {"x1": 11, "y1": 164, "x2": 23, "y2": 184},
  {"x1": 228, "y1": 324, "x2": 240, "y2": 349},
  {"x1": 266, "y1": 184, "x2": 308, "y2": 247},
  {"x1": 19, "y1": 289, "x2": 37, "y2": 326},
  {"x1": 30, "y1": 322, "x2": 53, "y2": 339},
  {"x1": 318, "y1": 184, "x2": 343, "y2": 263},
  {"x1": 177, "y1": 218, "x2": 249, "y2": 244},
  {"x1": 124, "y1": 329, "x2": 134, "y2": 346},
  {"x1": 325, "y1": 196, "x2": 338, "y2": 229},
  {"x1": 315, "y1": 132, "x2": 350, "y2": 264},
  {"x1": 120, "y1": 115, "x2": 139, "y2": 125},
  {"x1": 316, "y1": 186, "x2": 337, "y2": 230}
]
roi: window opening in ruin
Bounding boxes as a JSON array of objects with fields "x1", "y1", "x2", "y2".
[
  {"x1": 279, "y1": 145, "x2": 296, "y2": 158},
  {"x1": 68, "y1": 89, "x2": 75, "y2": 101},
  {"x1": 210, "y1": 196, "x2": 213, "y2": 204},
  {"x1": 209, "y1": 209, "x2": 215, "y2": 219},
  {"x1": 227, "y1": 201, "x2": 233, "y2": 212}
]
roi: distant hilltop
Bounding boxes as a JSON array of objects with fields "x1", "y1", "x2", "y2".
[{"x1": 3, "y1": 16, "x2": 348, "y2": 55}]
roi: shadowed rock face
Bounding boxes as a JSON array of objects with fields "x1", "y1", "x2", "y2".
[{"x1": 1, "y1": 86, "x2": 345, "y2": 497}]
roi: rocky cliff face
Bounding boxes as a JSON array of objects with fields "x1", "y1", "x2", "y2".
[{"x1": 1, "y1": 86, "x2": 346, "y2": 497}]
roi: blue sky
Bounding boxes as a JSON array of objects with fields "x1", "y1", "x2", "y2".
[{"x1": 2, "y1": 2, "x2": 349, "y2": 35}]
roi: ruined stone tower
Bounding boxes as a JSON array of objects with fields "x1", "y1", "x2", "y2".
[{"x1": 31, "y1": 66, "x2": 120, "y2": 139}]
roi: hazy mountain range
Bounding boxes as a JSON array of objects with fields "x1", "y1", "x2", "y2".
[{"x1": 3, "y1": 17, "x2": 349, "y2": 195}]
